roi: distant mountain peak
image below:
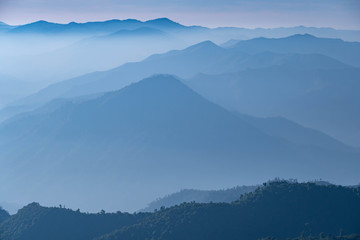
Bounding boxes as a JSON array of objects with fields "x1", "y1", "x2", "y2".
[
  {"x1": 184, "y1": 40, "x2": 223, "y2": 52},
  {"x1": 23, "y1": 20, "x2": 61, "y2": 28},
  {"x1": 124, "y1": 74, "x2": 184, "y2": 90},
  {"x1": 32, "y1": 20, "x2": 53, "y2": 25},
  {"x1": 287, "y1": 33, "x2": 317, "y2": 39},
  {"x1": 104, "y1": 74, "x2": 189, "y2": 100},
  {"x1": 145, "y1": 18, "x2": 184, "y2": 28},
  {"x1": 146, "y1": 17, "x2": 175, "y2": 23}
]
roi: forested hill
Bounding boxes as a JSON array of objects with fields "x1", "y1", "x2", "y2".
[
  {"x1": 99, "y1": 181, "x2": 360, "y2": 240},
  {"x1": 1, "y1": 181, "x2": 359, "y2": 240},
  {"x1": 0, "y1": 203, "x2": 148, "y2": 240},
  {"x1": 0, "y1": 207, "x2": 10, "y2": 223},
  {"x1": 142, "y1": 185, "x2": 257, "y2": 212}
]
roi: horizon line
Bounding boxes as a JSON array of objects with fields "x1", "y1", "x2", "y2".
[{"x1": 1, "y1": 17, "x2": 360, "y2": 31}]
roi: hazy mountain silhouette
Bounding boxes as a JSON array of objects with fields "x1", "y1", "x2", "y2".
[
  {"x1": 2, "y1": 19, "x2": 360, "y2": 84},
  {"x1": 106, "y1": 27, "x2": 167, "y2": 38},
  {"x1": 141, "y1": 185, "x2": 257, "y2": 212},
  {"x1": 144, "y1": 18, "x2": 186, "y2": 30},
  {"x1": 0, "y1": 75, "x2": 359, "y2": 211},
  {"x1": 2, "y1": 35, "x2": 359, "y2": 148},
  {"x1": 0, "y1": 19, "x2": 192, "y2": 84},
  {"x1": 7, "y1": 36, "x2": 350, "y2": 115},
  {"x1": 1, "y1": 40, "x2": 231, "y2": 112},
  {"x1": 0, "y1": 22, "x2": 14, "y2": 31},
  {"x1": 216, "y1": 26, "x2": 360, "y2": 42},
  {"x1": 233, "y1": 113, "x2": 352, "y2": 151},
  {"x1": 0, "y1": 74, "x2": 40, "y2": 108},
  {"x1": 228, "y1": 34, "x2": 360, "y2": 67},
  {"x1": 187, "y1": 64, "x2": 360, "y2": 147},
  {"x1": 142, "y1": 180, "x2": 334, "y2": 212},
  {"x1": 5, "y1": 19, "x2": 360, "y2": 41},
  {"x1": 7, "y1": 18, "x2": 185, "y2": 35}
]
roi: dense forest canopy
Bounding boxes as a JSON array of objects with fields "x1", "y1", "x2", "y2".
[{"x1": 1, "y1": 181, "x2": 359, "y2": 240}]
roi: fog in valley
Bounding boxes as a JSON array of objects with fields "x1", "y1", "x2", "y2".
[{"x1": 0, "y1": 18, "x2": 360, "y2": 215}]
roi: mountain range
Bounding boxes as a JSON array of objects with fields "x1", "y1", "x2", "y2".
[
  {"x1": 2, "y1": 19, "x2": 360, "y2": 42},
  {"x1": 9, "y1": 34, "x2": 357, "y2": 108},
  {"x1": 226, "y1": 34, "x2": 360, "y2": 67},
  {"x1": 4, "y1": 34, "x2": 360, "y2": 146},
  {"x1": 0, "y1": 74, "x2": 41, "y2": 109},
  {"x1": 0, "y1": 75, "x2": 359, "y2": 212},
  {"x1": 141, "y1": 185, "x2": 258, "y2": 212},
  {"x1": 5, "y1": 18, "x2": 187, "y2": 36},
  {"x1": 0, "y1": 16, "x2": 359, "y2": 239},
  {"x1": 1, "y1": 18, "x2": 360, "y2": 83},
  {"x1": 186, "y1": 62, "x2": 360, "y2": 147},
  {"x1": 0, "y1": 181, "x2": 359, "y2": 240}
]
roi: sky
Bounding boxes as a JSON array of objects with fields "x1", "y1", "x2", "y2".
[{"x1": 0, "y1": 0, "x2": 359, "y2": 29}]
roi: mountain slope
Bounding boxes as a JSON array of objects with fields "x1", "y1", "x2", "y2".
[
  {"x1": 0, "y1": 74, "x2": 40, "y2": 109},
  {"x1": 106, "y1": 27, "x2": 167, "y2": 38},
  {"x1": 7, "y1": 18, "x2": 186, "y2": 35},
  {"x1": 8, "y1": 40, "x2": 229, "y2": 109},
  {"x1": 229, "y1": 34, "x2": 360, "y2": 67},
  {"x1": 0, "y1": 181, "x2": 358, "y2": 240},
  {"x1": 0, "y1": 203, "x2": 146, "y2": 240},
  {"x1": 233, "y1": 113, "x2": 351, "y2": 151},
  {"x1": 186, "y1": 65, "x2": 360, "y2": 147},
  {"x1": 9, "y1": 36, "x2": 352, "y2": 113},
  {"x1": 0, "y1": 18, "x2": 194, "y2": 85},
  {"x1": 1, "y1": 182, "x2": 359, "y2": 240},
  {"x1": 142, "y1": 185, "x2": 257, "y2": 212},
  {"x1": 98, "y1": 181, "x2": 360, "y2": 240},
  {"x1": 0, "y1": 207, "x2": 10, "y2": 224},
  {"x1": 1, "y1": 75, "x2": 359, "y2": 211}
]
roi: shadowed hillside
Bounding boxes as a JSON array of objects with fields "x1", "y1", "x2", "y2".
[
  {"x1": 96, "y1": 181, "x2": 360, "y2": 240},
  {"x1": 142, "y1": 185, "x2": 257, "y2": 212},
  {"x1": 1, "y1": 181, "x2": 359, "y2": 240},
  {"x1": 0, "y1": 203, "x2": 147, "y2": 240},
  {"x1": 1, "y1": 75, "x2": 359, "y2": 211}
]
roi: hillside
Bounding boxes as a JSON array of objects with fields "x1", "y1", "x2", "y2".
[
  {"x1": 98, "y1": 181, "x2": 360, "y2": 240},
  {"x1": 187, "y1": 65, "x2": 360, "y2": 147},
  {"x1": 142, "y1": 185, "x2": 257, "y2": 212},
  {"x1": 0, "y1": 74, "x2": 40, "y2": 109},
  {"x1": 0, "y1": 181, "x2": 359, "y2": 240},
  {"x1": 7, "y1": 34, "x2": 357, "y2": 118},
  {"x1": 0, "y1": 207, "x2": 10, "y2": 223},
  {"x1": 229, "y1": 34, "x2": 360, "y2": 67},
  {"x1": 0, "y1": 203, "x2": 147, "y2": 240},
  {"x1": 7, "y1": 18, "x2": 185, "y2": 35},
  {"x1": 233, "y1": 113, "x2": 351, "y2": 150},
  {"x1": 1, "y1": 75, "x2": 359, "y2": 211}
]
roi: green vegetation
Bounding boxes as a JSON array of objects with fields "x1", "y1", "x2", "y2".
[
  {"x1": 1, "y1": 181, "x2": 359, "y2": 240},
  {"x1": 0, "y1": 207, "x2": 10, "y2": 223},
  {"x1": 259, "y1": 233, "x2": 360, "y2": 240},
  {"x1": 98, "y1": 180, "x2": 360, "y2": 240},
  {"x1": 142, "y1": 185, "x2": 257, "y2": 212},
  {"x1": 0, "y1": 203, "x2": 148, "y2": 240}
]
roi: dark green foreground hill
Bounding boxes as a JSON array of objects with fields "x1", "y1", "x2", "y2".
[
  {"x1": 1, "y1": 181, "x2": 359, "y2": 240},
  {"x1": 0, "y1": 203, "x2": 147, "y2": 240},
  {"x1": 0, "y1": 208, "x2": 9, "y2": 224}
]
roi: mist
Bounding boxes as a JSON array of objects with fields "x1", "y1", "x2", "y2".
[{"x1": 0, "y1": 17, "x2": 359, "y2": 218}]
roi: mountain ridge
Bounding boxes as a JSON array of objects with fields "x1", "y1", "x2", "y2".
[
  {"x1": 0, "y1": 75, "x2": 359, "y2": 213},
  {"x1": 1, "y1": 181, "x2": 359, "y2": 240}
]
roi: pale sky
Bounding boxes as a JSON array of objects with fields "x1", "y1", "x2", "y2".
[{"x1": 0, "y1": 0, "x2": 359, "y2": 29}]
